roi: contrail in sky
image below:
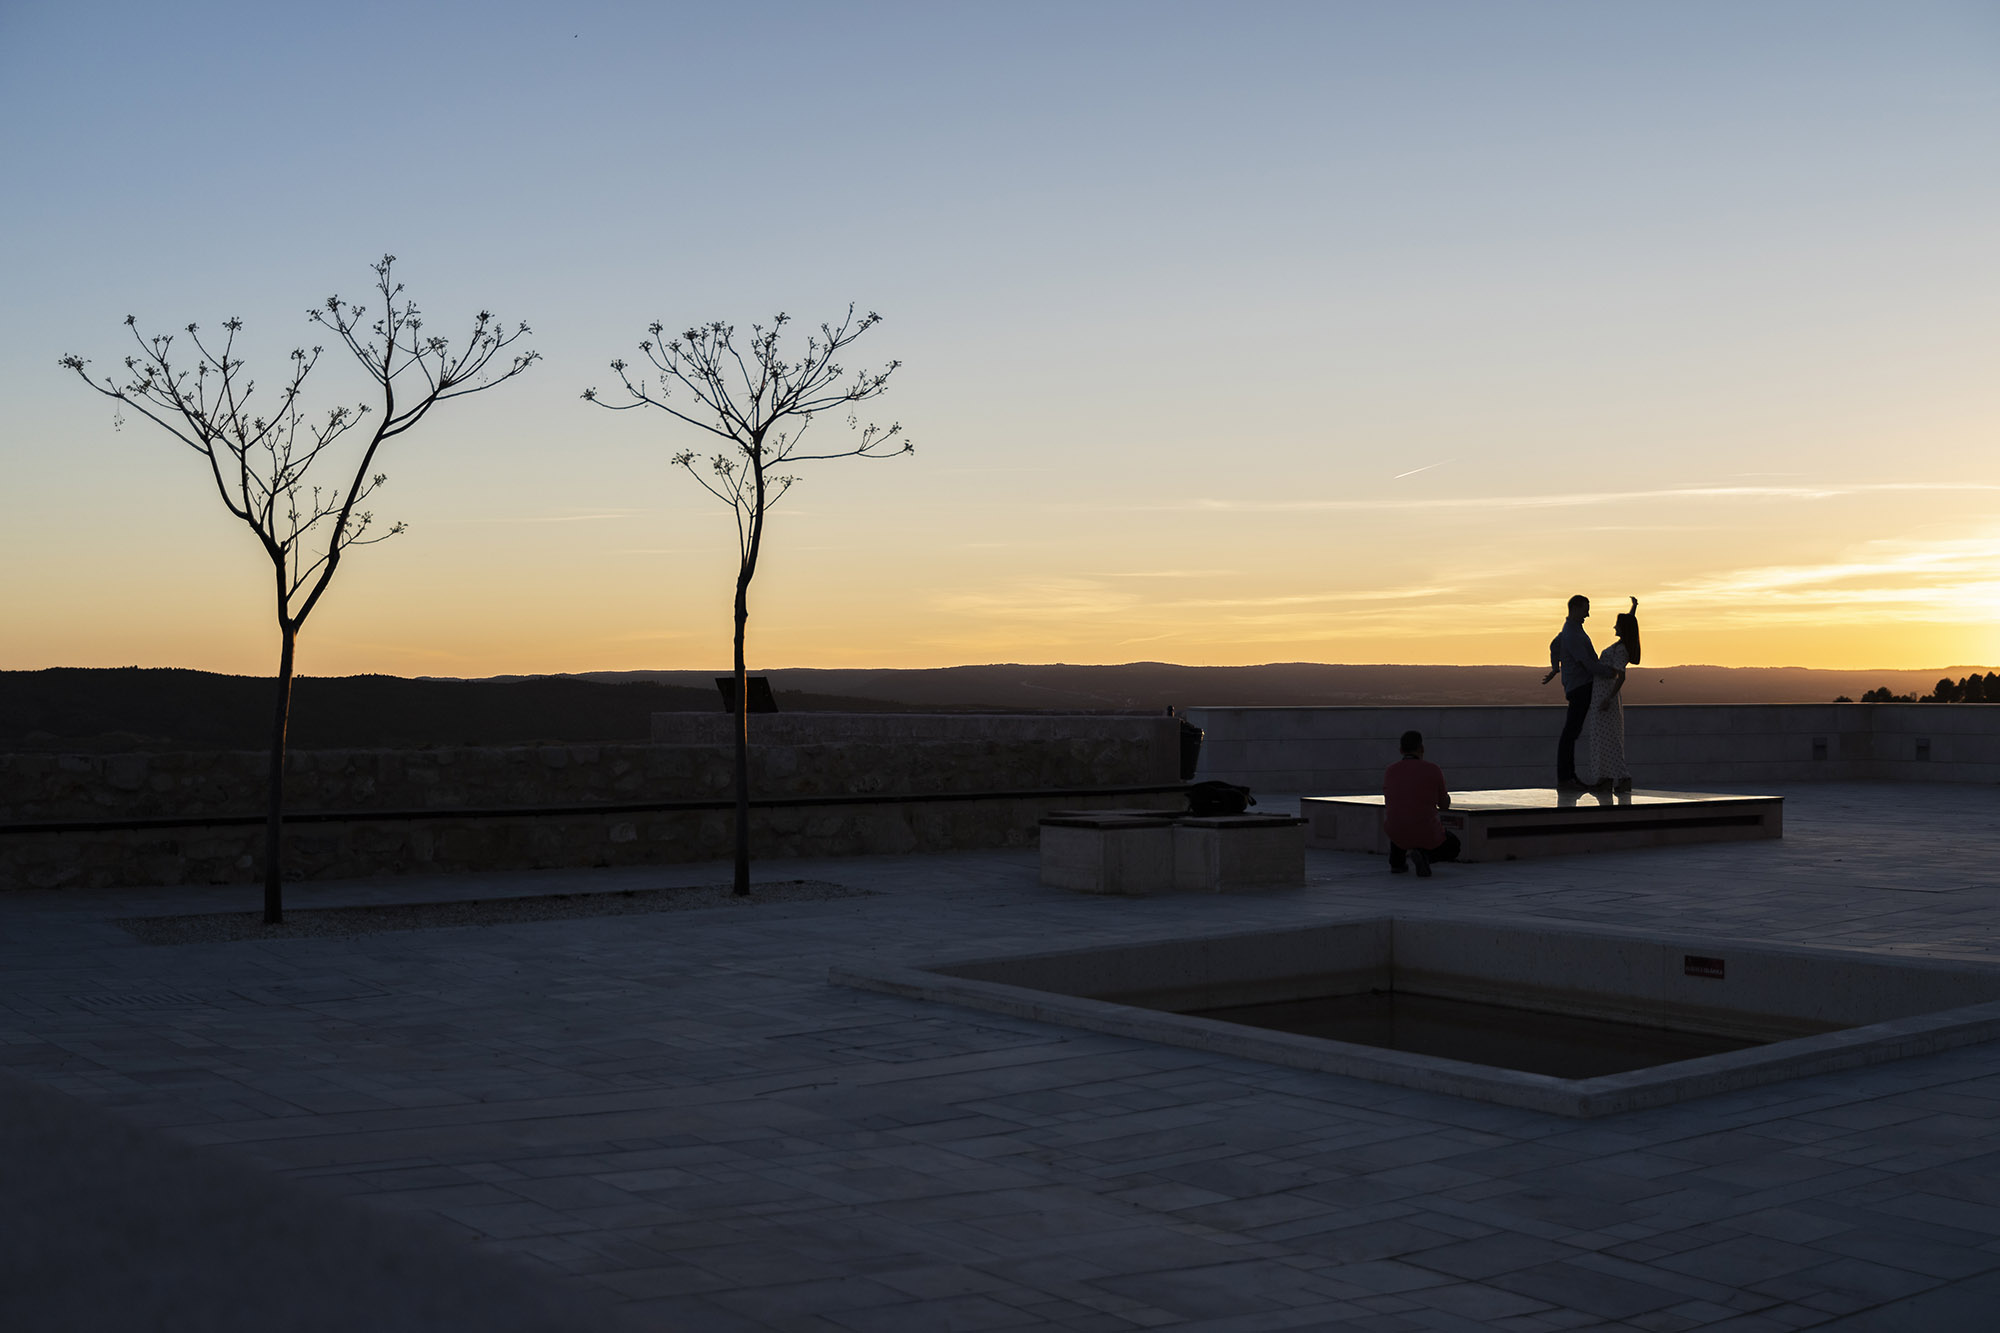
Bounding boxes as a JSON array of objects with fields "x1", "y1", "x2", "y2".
[{"x1": 1392, "y1": 459, "x2": 1452, "y2": 480}]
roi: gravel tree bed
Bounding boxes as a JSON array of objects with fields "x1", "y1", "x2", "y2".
[{"x1": 118, "y1": 879, "x2": 864, "y2": 945}]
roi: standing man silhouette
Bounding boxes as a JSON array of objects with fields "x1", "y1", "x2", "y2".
[{"x1": 1543, "y1": 594, "x2": 1615, "y2": 790}]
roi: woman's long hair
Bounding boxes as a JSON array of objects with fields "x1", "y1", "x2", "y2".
[{"x1": 1616, "y1": 605, "x2": 1642, "y2": 665}]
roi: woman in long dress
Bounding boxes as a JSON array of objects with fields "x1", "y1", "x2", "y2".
[{"x1": 1577, "y1": 599, "x2": 1640, "y2": 791}]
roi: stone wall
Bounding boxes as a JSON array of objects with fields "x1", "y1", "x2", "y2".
[
  {"x1": 0, "y1": 714, "x2": 1183, "y2": 891},
  {"x1": 7, "y1": 713, "x2": 1179, "y2": 824},
  {"x1": 1184, "y1": 704, "x2": 2000, "y2": 793},
  {"x1": 647, "y1": 711, "x2": 1185, "y2": 786}
]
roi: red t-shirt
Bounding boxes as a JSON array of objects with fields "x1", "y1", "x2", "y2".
[{"x1": 1382, "y1": 756, "x2": 1449, "y2": 849}]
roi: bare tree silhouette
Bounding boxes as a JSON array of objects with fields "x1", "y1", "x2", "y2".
[
  {"x1": 585, "y1": 307, "x2": 912, "y2": 896},
  {"x1": 61, "y1": 256, "x2": 537, "y2": 923}
]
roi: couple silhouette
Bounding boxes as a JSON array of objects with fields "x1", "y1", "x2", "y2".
[{"x1": 1544, "y1": 595, "x2": 1642, "y2": 791}]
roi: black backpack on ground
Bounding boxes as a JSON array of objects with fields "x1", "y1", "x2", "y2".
[{"x1": 1185, "y1": 780, "x2": 1255, "y2": 817}]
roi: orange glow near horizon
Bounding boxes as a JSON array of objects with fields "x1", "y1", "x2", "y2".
[{"x1": 8, "y1": 473, "x2": 1996, "y2": 678}]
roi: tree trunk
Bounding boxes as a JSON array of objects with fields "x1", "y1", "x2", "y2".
[
  {"x1": 731, "y1": 569, "x2": 751, "y2": 897},
  {"x1": 263, "y1": 625, "x2": 296, "y2": 924}
]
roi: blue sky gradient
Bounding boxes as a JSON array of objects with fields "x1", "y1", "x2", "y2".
[{"x1": 5, "y1": 2, "x2": 1997, "y2": 672}]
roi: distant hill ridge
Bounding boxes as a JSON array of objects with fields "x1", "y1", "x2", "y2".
[
  {"x1": 5, "y1": 662, "x2": 1986, "y2": 753},
  {"x1": 0, "y1": 668, "x2": 904, "y2": 752},
  {"x1": 539, "y1": 662, "x2": 1995, "y2": 711}
]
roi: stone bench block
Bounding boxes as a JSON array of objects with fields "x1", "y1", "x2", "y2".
[
  {"x1": 1172, "y1": 815, "x2": 1307, "y2": 893},
  {"x1": 1039, "y1": 811, "x2": 1306, "y2": 895},
  {"x1": 1037, "y1": 814, "x2": 1176, "y2": 895}
]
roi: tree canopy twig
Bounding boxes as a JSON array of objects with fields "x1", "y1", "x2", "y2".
[
  {"x1": 583, "y1": 305, "x2": 912, "y2": 895},
  {"x1": 59, "y1": 255, "x2": 538, "y2": 924}
]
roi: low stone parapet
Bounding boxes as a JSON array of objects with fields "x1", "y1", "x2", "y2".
[
  {"x1": 1185, "y1": 703, "x2": 2000, "y2": 792},
  {"x1": 1, "y1": 785, "x2": 1186, "y2": 891},
  {"x1": 0, "y1": 713, "x2": 1186, "y2": 890}
]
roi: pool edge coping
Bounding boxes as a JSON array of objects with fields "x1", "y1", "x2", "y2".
[{"x1": 827, "y1": 912, "x2": 2000, "y2": 1118}]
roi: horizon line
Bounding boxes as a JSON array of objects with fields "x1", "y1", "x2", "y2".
[{"x1": 10, "y1": 661, "x2": 1996, "y2": 680}]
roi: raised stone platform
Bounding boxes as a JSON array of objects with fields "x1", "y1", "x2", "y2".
[{"x1": 1302, "y1": 787, "x2": 1783, "y2": 861}]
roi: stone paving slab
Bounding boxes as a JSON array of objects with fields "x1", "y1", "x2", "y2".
[
  {"x1": 2, "y1": 782, "x2": 1999, "y2": 1329},
  {"x1": 0, "y1": 1064, "x2": 632, "y2": 1331}
]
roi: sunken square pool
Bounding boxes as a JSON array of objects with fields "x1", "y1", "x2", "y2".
[{"x1": 831, "y1": 916, "x2": 2000, "y2": 1117}]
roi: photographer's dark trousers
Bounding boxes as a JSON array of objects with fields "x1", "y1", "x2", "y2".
[
  {"x1": 1557, "y1": 683, "x2": 1593, "y2": 783},
  {"x1": 1390, "y1": 831, "x2": 1461, "y2": 872}
]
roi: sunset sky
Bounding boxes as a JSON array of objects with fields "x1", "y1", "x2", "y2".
[{"x1": 4, "y1": 2, "x2": 1996, "y2": 677}]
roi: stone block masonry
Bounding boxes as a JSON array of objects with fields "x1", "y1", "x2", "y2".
[
  {"x1": 0, "y1": 714, "x2": 1183, "y2": 891},
  {"x1": 1187, "y1": 702, "x2": 2000, "y2": 792}
]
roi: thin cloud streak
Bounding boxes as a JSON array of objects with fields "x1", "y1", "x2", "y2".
[
  {"x1": 1083, "y1": 569, "x2": 1242, "y2": 579},
  {"x1": 1083, "y1": 481, "x2": 2000, "y2": 515},
  {"x1": 910, "y1": 525, "x2": 2000, "y2": 655},
  {"x1": 932, "y1": 579, "x2": 1461, "y2": 622},
  {"x1": 436, "y1": 510, "x2": 650, "y2": 525},
  {"x1": 1160, "y1": 586, "x2": 1459, "y2": 610},
  {"x1": 1658, "y1": 530, "x2": 2000, "y2": 623}
]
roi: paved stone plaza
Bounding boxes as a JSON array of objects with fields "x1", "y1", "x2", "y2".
[{"x1": 4, "y1": 782, "x2": 2000, "y2": 1331}]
